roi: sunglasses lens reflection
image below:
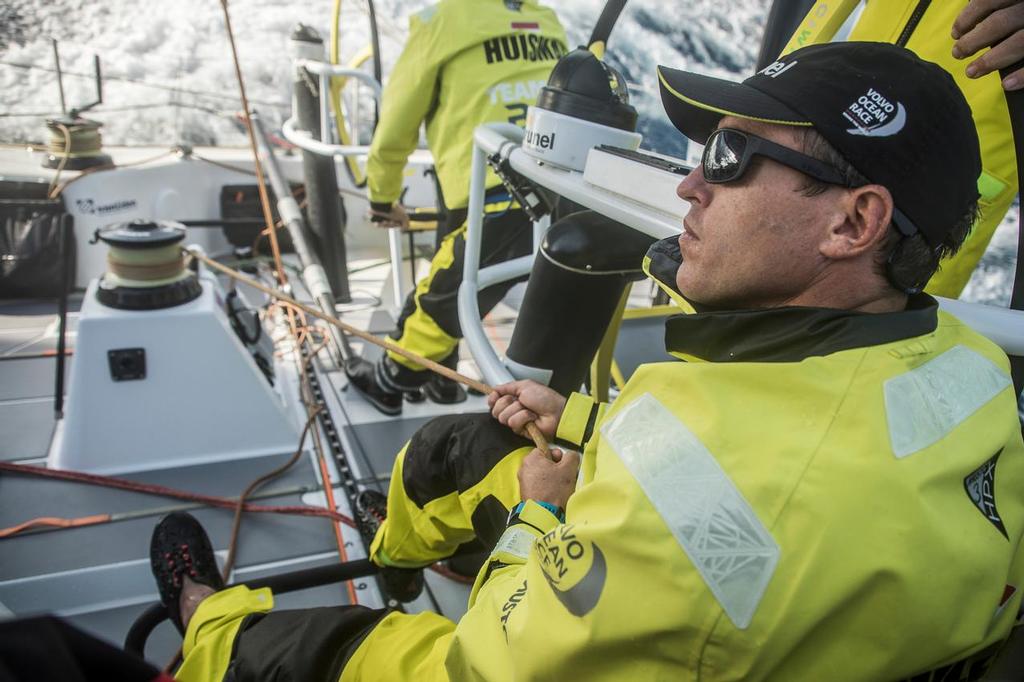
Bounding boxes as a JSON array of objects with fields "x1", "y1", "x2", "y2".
[{"x1": 704, "y1": 130, "x2": 746, "y2": 183}]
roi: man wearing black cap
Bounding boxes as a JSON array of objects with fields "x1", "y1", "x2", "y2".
[{"x1": 154, "y1": 42, "x2": 1024, "y2": 681}]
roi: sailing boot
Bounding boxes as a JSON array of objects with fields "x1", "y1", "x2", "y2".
[
  {"x1": 355, "y1": 490, "x2": 424, "y2": 603},
  {"x1": 421, "y1": 352, "x2": 467, "y2": 405},
  {"x1": 150, "y1": 512, "x2": 225, "y2": 634},
  {"x1": 423, "y1": 373, "x2": 468, "y2": 404},
  {"x1": 376, "y1": 355, "x2": 439, "y2": 404},
  {"x1": 344, "y1": 357, "x2": 402, "y2": 416},
  {"x1": 375, "y1": 354, "x2": 430, "y2": 392},
  {"x1": 349, "y1": 352, "x2": 464, "y2": 410}
]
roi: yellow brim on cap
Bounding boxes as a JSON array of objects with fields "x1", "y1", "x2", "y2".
[{"x1": 657, "y1": 66, "x2": 811, "y2": 144}]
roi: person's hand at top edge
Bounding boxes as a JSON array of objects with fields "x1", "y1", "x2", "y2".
[
  {"x1": 488, "y1": 379, "x2": 567, "y2": 441},
  {"x1": 952, "y1": 0, "x2": 1024, "y2": 90}
]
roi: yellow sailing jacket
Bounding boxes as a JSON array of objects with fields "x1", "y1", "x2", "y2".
[
  {"x1": 783, "y1": 0, "x2": 1018, "y2": 298},
  {"x1": 443, "y1": 238, "x2": 1024, "y2": 680},
  {"x1": 366, "y1": 0, "x2": 566, "y2": 210}
]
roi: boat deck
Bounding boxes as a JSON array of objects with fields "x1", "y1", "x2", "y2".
[
  {"x1": 0, "y1": 252, "x2": 501, "y2": 665},
  {"x1": 0, "y1": 222, "x2": 670, "y2": 666}
]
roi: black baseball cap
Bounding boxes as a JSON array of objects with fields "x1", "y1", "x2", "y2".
[{"x1": 657, "y1": 42, "x2": 981, "y2": 248}]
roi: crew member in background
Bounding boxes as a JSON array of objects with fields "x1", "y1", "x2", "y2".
[
  {"x1": 150, "y1": 42, "x2": 1024, "y2": 681},
  {"x1": 345, "y1": 0, "x2": 567, "y2": 415},
  {"x1": 786, "y1": 0, "x2": 1022, "y2": 298}
]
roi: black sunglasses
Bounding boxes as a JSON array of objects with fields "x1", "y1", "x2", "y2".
[
  {"x1": 702, "y1": 127, "x2": 848, "y2": 187},
  {"x1": 701, "y1": 128, "x2": 919, "y2": 238}
]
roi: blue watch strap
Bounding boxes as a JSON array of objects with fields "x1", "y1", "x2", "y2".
[
  {"x1": 507, "y1": 500, "x2": 566, "y2": 529},
  {"x1": 534, "y1": 500, "x2": 564, "y2": 521}
]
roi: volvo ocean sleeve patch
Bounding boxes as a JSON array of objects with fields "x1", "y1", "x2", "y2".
[{"x1": 601, "y1": 393, "x2": 780, "y2": 629}]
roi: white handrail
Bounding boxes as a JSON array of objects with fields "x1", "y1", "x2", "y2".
[
  {"x1": 281, "y1": 63, "x2": 381, "y2": 157},
  {"x1": 459, "y1": 139, "x2": 514, "y2": 385},
  {"x1": 280, "y1": 118, "x2": 371, "y2": 157},
  {"x1": 282, "y1": 60, "x2": 410, "y2": 306}
]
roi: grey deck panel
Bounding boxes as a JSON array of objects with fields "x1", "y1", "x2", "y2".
[
  {"x1": 342, "y1": 417, "x2": 435, "y2": 477},
  {"x1": 0, "y1": 398, "x2": 56, "y2": 461},
  {"x1": 0, "y1": 493, "x2": 338, "y2": 581},
  {"x1": 0, "y1": 449, "x2": 322, "y2": 522},
  {"x1": 0, "y1": 356, "x2": 70, "y2": 401},
  {"x1": 0, "y1": 291, "x2": 488, "y2": 657},
  {"x1": 0, "y1": 298, "x2": 79, "y2": 355},
  {"x1": 0, "y1": 452, "x2": 335, "y2": 579}
]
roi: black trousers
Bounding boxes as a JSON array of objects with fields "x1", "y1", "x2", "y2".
[{"x1": 223, "y1": 605, "x2": 387, "y2": 682}]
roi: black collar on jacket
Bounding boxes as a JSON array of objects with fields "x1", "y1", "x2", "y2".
[{"x1": 645, "y1": 237, "x2": 939, "y2": 363}]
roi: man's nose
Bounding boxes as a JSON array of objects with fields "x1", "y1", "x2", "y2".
[{"x1": 677, "y1": 165, "x2": 709, "y2": 206}]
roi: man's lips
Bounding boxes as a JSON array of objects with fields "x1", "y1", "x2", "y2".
[{"x1": 681, "y1": 220, "x2": 699, "y2": 241}]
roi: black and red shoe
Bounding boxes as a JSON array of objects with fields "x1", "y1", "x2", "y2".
[{"x1": 149, "y1": 512, "x2": 225, "y2": 634}]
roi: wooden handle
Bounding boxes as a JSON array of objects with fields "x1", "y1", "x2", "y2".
[{"x1": 189, "y1": 250, "x2": 552, "y2": 457}]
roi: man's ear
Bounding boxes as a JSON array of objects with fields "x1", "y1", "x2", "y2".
[{"x1": 820, "y1": 184, "x2": 894, "y2": 260}]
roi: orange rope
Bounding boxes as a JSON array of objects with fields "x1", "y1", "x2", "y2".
[
  {"x1": 219, "y1": 0, "x2": 286, "y2": 286},
  {"x1": 0, "y1": 461, "x2": 355, "y2": 536},
  {"x1": 314, "y1": 452, "x2": 358, "y2": 603},
  {"x1": 0, "y1": 514, "x2": 110, "y2": 538}
]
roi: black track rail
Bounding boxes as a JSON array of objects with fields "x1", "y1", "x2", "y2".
[
  {"x1": 298, "y1": 343, "x2": 408, "y2": 609},
  {"x1": 300, "y1": 344, "x2": 364, "y2": 538}
]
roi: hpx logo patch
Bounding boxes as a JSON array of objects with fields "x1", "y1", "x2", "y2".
[
  {"x1": 536, "y1": 524, "x2": 605, "y2": 617},
  {"x1": 965, "y1": 449, "x2": 1008, "y2": 539},
  {"x1": 843, "y1": 88, "x2": 906, "y2": 137}
]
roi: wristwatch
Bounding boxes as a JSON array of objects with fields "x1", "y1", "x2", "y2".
[{"x1": 508, "y1": 499, "x2": 565, "y2": 525}]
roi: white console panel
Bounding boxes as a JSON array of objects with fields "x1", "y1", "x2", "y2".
[{"x1": 49, "y1": 277, "x2": 299, "y2": 474}]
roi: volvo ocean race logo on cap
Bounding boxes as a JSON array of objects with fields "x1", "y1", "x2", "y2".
[{"x1": 843, "y1": 88, "x2": 906, "y2": 137}]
